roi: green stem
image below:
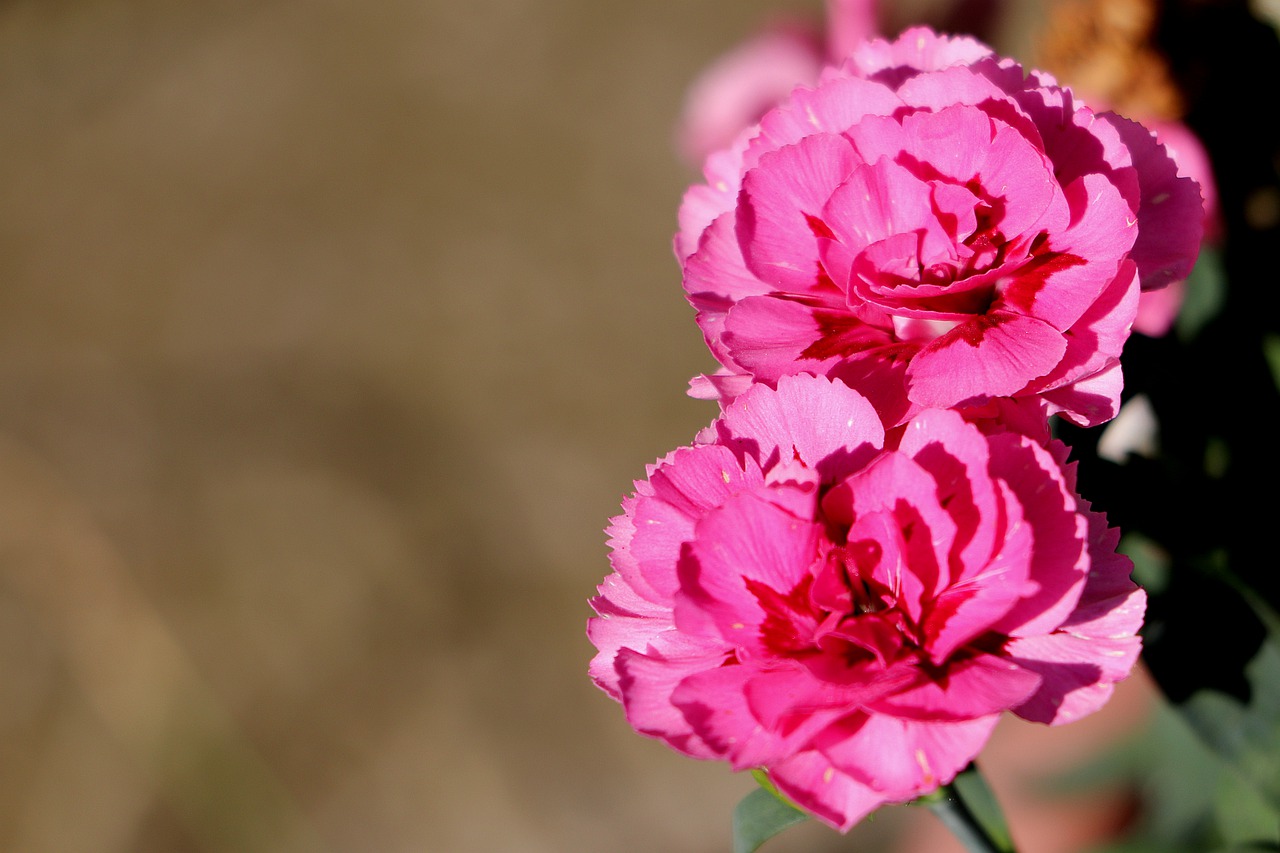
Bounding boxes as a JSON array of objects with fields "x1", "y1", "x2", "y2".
[{"x1": 919, "y1": 774, "x2": 1017, "y2": 853}]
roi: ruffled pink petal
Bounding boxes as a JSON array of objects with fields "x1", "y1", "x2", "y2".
[
  {"x1": 1006, "y1": 624, "x2": 1143, "y2": 725},
  {"x1": 846, "y1": 26, "x2": 994, "y2": 81},
  {"x1": 632, "y1": 444, "x2": 764, "y2": 599},
  {"x1": 744, "y1": 665, "x2": 914, "y2": 730},
  {"x1": 824, "y1": 157, "x2": 937, "y2": 258},
  {"x1": 1030, "y1": 259, "x2": 1139, "y2": 426},
  {"x1": 739, "y1": 133, "x2": 859, "y2": 289},
  {"x1": 922, "y1": 479, "x2": 1032, "y2": 661},
  {"x1": 815, "y1": 712, "x2": 998, "y2": 799},
  {"x1": 676, "y1": 132, "x2": 753, "y2": 260},
  {"x1": 1100, "y1": 113, "x2": 1204, "y2": 291},
  {"x1": 675, "y1": 490, "x2": 822, "y2": 648},
  {"x1": 907, "y1": 310, "x2": 1068, "y2": 407},
  {"x1": 1151, "y1": 119, "x2": 1219, "y2": 243},
  {"x1": 829, "y1": 344, "x2": 920, "y2": 427},
  {"x1": 1040, "y1": 360, "x2": 1125, "y2": 428},
  {"x1": 893, "y1": 63, "x2": 1017, "y2": 112},
  {"x1": 824, "y1": 452, "x2": 956, "y2": 607},
  {"x1": 898, "y1": 408, "x2": 999, "y2": 576},
  {"x1": 998, "y1": 174, "x2": 1133, "y2": 334},
  {"x1": 615, "y1": 646, "x2": 728, "y2": 758},
  {"x1": 871, "y1": 653, "x2": 1042, "y2": 721},
  {"x1": 671, "y1": 663, "x2": 807, "y2": 769},
  {"x1": 987, "y1": 435, "x2": 1089, "y2": 637},
  {"x1": 722, "y1": 294, "x2": 847, "y2": 381},
  {"x1": 685, "y1": 211, "x2": 774, "y2": 366},
  {"x1": 687, "y1": 369, "x2": 754, "y2": 402},
  {"x1": 745, "y1": 75, "x2": 904, "y2": 171},
  {"x1": 712, "y1": 373, "x2": 886, "y2": 481}
]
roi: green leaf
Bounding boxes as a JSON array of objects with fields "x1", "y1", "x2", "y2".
[
  {"x1": 732, "y1": 785, "x2": 809, "y2": 853},
  {"x1": 1264, "y1": 334, "x2": 1280, "y2": 397},
  {"x1": 1180, "y1": 640, "x2": 1280, "y2": 814},
  {"x1": 1177, "y1": 246, "x2": 1227, "y2": 342},
  {"x1": 1213, "y1": 768, "x2": 1279, "y2": 847}
]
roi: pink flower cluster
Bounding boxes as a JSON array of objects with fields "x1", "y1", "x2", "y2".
[{"x1": 590, "y1": 26, "x2": 1202, "y2": 832}]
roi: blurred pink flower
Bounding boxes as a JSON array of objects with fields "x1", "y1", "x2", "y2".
[
  {"x1": 1131, "y1": 119, "x2": 1219, "y2": 337},
  {"x1": 588, "y1": 375, "x2": 1145, "y2": 831},
  {"x1": 678, "y1": 28, "x2": 1203, "y2": 428},
  {"x1": 677, "y1": 1, "x2": 877, "y2": 165}
]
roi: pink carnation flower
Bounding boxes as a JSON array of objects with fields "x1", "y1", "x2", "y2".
[
  {"x1": 588, "y1": 374, "x2": 1144, "y2": 831},
  {"x1": 679, "y1": 27, "x2": 1203, "y2": 427}
]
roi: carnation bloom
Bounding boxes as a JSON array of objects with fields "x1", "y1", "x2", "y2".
[
  {"x1": 677, "y1": 0, "x2": 877, "y2": 165},
  {"x1": 588, "y1": 375, "x2": 1144, "y2": 830},
  {"x1": 679, "y1": 27, "x2": 1203, "y2": 427}
]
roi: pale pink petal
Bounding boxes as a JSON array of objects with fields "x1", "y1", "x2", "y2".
[
  {"x1": 687, "y1": 369, "x2": 754, "y2": 402},
  {"x1": 1040, "y1": 360, "x2": 1125, "y2": 428},
  {"x1": 1133, "y1": 277, "x2": 1184, "y2": 337},
  {"x1": 769, "y1": 751, "x2": 886, "y2": 831},
  {"x1": 1006, "y1": 627, "x2": 1143, "y2": 725},
  {"x1": 677, "y1": 22, "x2": 824, "y2": 166},
  {"x1": 825, "y1": 0, "x2": 879, "y2": 63}
]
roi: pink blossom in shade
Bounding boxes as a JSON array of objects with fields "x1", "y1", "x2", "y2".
[
  {"x1": 587, "y1": 375, "x2": 1145, "y2": 831},
  {"x1": 677, "y1": 23, "x2": 824, "y2": 167},
  {"x1": 1132, "y1": 120, "x2": 1219, "y2": 337},
  {"x1": 676, "y1": 1, "x2": 879, "y2": 167},
  {"x1": 679, "y1": 27, "x2": 1204, "y2": 428}
]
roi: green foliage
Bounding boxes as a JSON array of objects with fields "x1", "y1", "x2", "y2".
[
  {"x1": 951, "y1": 763, "x2": 1016, "y2": 853},
  {"x1": 732, "y1": 775, "x2": 809, "y2": 853}
]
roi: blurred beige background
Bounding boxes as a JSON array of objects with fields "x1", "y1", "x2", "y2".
[{"x1": 0, "y1": 2, "x2": 1056, "y2": 851}]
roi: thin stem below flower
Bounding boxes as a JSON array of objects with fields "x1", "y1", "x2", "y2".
[{"x1": 919, "y1": 769, "x2": 1017, "y2": 853}]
